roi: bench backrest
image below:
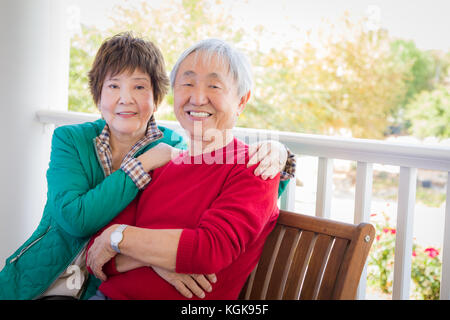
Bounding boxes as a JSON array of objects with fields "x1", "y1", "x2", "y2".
[{"x1": 239, "y1": 210, "x2": 375, "y2": 300}]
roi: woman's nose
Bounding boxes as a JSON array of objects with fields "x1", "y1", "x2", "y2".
[
  {"x1": 119, "y1": 87, "x2": 133, "y2": 104},
  {"x1": 190, "y1": 87, "x2": 209, "y2": 106}
]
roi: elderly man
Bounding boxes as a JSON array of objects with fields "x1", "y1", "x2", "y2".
[{"x1": 86, "y1": 39, "x2": 286, "y2": 300}]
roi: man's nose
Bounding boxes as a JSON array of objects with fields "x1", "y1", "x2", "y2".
[{"x1": 189, "y1": 86, "x2": 209, "y2": 106}]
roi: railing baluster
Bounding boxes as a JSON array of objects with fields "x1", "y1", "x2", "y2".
[
  {"x1": 354, "y1": 162, "x2": 373, "y2": 300},
  {"x1": 316, "y1": 157, "x2": 333, "y2": 218},
  {"x1": 441, "y1": 172, "x2": 450, "y2": 300},
  {"x1": 393, "y1": 167, "x2": 417, "y2": 300}
]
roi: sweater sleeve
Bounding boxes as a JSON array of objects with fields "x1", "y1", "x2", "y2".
[
  {"x1": 86, "y1": 196, "x2": 139, "y2": 277},
  {"x1": 175, "y1": 164, "x2": 280, "y2": 274},
  {"x1": 46, "y1": 126, "x2": 140, "y2": 238}
]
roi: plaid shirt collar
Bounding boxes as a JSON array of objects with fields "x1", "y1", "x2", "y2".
[{"x1": 94, "y1": 115, "x2": 163, "y2": 176}]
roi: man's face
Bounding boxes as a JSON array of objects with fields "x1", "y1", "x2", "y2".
[{"x1": 173, "y1": 51, "x2": 248, "y2": 142}]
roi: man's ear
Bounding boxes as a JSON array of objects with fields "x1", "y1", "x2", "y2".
[{"x1": 237, "y1": 90, "x2": 251, "y2": 115}]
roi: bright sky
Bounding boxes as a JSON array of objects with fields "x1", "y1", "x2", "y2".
[{"x1": 69, "y1": 0, "x2": 450, "y2": 52}]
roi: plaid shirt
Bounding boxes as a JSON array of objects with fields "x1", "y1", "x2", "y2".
[
  {"x1": 94, "y1": 115, "x2": 163, "y2": 190},
  {"x1": 281, "y1": 148, "x2": 296, "y2": 181}
]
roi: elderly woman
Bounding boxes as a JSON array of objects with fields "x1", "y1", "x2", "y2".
[
  {"x1": 0, "y1": 33, "x2": 295, "y2": 300},
  {"x1": 86, "y1": 38, "x2": 287, "y2": 300}
]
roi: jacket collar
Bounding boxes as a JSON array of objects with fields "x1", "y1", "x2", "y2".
[{"x1": 95, "y1": 115, "x2": 163, "y2": 152}]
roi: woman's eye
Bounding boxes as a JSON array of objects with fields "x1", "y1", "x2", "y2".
[
  {"x1": 210, "y1": 85, "x2": 221, "y2": 89},
  {"x1": 136, "y1": 85, "x2": 145, "y2": 90},
  {"x1": 108, "y1": 84, "x2": 119, "y2": 89},
  {"x1": 183, "y1": 83, "x2": 193, "y2": 87}
]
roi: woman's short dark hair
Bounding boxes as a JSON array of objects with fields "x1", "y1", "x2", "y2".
[{"x1": 88, "y1": 32, "x2": 169, "y2": 108}]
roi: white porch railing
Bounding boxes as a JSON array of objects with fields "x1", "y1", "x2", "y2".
[{"x1": 36, "y1": 110, "x2": 450, "y2": 300}]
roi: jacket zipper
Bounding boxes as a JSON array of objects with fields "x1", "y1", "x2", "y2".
[
  {"x1": 9, "y1": 226, "x2": 51, "y2": 264},
  {"x1": 32, "y1": 239, "x2": 90, "y2": 300}
]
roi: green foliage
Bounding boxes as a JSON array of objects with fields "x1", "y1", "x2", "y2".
[
  {"x1": 405, "y1": 85, "x2": 450, "y2": 139},
  {"x1": 68, "y1": 25, "x2": 103, "y2": 113},
  {"x1": 411, "y1": 245, "x2": 442, "y2": 300},
  {"x1": 390, "y1": 40, "x2": 436, "y2": 108},
  {"x1": 367, "y1": 213, "x2": 396, "y2": 293},
  {"x1": 367, "y1": 212, "x2": 442, "y2": 299}
]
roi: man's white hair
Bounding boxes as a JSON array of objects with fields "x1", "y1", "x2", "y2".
[{"x1": 169, "y1": 38, "x2": 253, "y2": 98}]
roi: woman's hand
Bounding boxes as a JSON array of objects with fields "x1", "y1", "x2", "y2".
[
  {"x1": 87, "y1": 224, "x2": 118, "y2": 281},
  {"x1": 247, "y1": 140, "x2": 288, "y2": 179},
  {"x1": 137, "y1": 143, "x2": 182, "y2": 172},
  {"x1": 152, "y1": 266, "x2": 217, "y2": 299}
]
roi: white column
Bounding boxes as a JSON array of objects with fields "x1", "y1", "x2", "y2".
[
  {"x1": 440, "y1": 172, "x2": 450, "y2": 300},
  {"x1": 315, "y1": 157, "x2": 333, "y2": 218},
  {"x1": 0, "y1": 0, "x2": 70, "y2": 268},
  {"x1": 354, "y1": 162, "x2": 373, "y2": 300},
  {"x1": 392, "y1": 167, "x2": 417, "y2": 300}
]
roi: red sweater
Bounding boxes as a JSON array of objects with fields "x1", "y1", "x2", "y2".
[{"x1": 88, "y1": 138, "x2": 280, "y2": 300}]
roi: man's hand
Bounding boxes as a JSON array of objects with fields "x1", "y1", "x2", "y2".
[
  {"x1": 86, "y1": 224, "x2": 118, "y2": 281},
  {"x1": 152, "y1": 266, "x2": 217, "y2": 299}
]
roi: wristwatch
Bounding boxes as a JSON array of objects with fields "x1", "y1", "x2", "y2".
[{"x1": 110, "y1": 224, "x2": 128, "y2": 253}]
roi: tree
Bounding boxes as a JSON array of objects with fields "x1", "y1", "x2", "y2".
[
  {"x1": 68, "y1": 25, "x2": 104, "y2": 113},
  {"x1": 390, "y1": 39, "x2": 436, "y2": 108},
  {"x1": 405, "y1": 85, "x2": 450, "y2": 139},
  {"x1": 243, "y1": 15, "x2": 409, "y2": 139}
]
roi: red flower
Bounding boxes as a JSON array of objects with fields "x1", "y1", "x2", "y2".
[
  {"x1": 425, "y1": 247, "x2": 439, "y2": 258},
  {"x1": 382, "y1": 227, "x2": 396, "y2": 235},
  {"x1": 376, "y1": 235, "x2": 380, "y2": 241},
  {"x1": 412, "y1": 251, "x2": 417, "y2": 257}
]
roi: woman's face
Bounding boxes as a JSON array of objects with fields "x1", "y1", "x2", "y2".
[{"x1": 99, "y1": 69, "x2": 155, "y2": 139}]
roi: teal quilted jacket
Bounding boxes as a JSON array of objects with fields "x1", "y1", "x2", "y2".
[
  {"x1": 0, "y1": 119, "x2": 289, "y2": 300},
  {"x1": 0, "y1": 119, "x2": 186, "y2": 300}
]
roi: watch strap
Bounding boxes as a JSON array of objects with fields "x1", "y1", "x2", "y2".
[{"x1": 111, "y1": 224, "x2": 128, "y2": 253}]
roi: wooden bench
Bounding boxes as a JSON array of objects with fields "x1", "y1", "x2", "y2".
[{"x1": 239, "y1": 210, "x2": 375, "y2": 300}]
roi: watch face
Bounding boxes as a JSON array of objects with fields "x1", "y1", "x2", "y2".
[{"x1": 111, "y1": 232, "x2": 123, "y2": 243}]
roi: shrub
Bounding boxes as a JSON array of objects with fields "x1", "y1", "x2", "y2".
[{"x1": 367, "y1": 212, "x2": 441, "y2": 299}]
